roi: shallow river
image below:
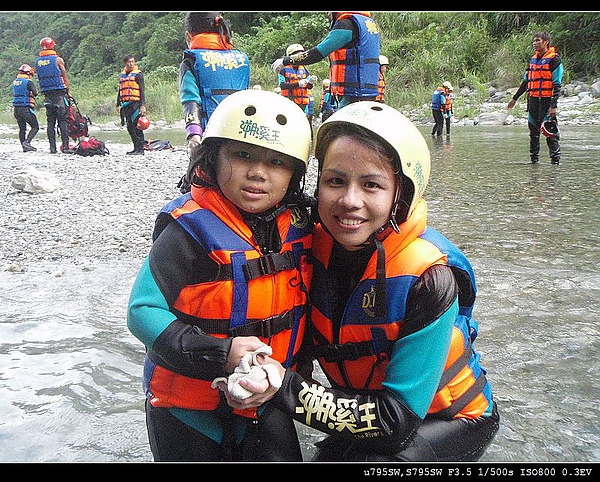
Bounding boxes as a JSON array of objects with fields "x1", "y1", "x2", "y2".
[{"x1": 1, "y1": 124, "x2": 598, "y2": 462}]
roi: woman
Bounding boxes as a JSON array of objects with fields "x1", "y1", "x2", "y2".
[{"x1": 231, "y1": 101, "x2": 500, "y2": 462}]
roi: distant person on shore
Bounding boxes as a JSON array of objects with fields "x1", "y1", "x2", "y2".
[
  {"x1": 179, "y1": 11, "x2": 250, "y2": 190},
  {"x1": 430, "y1": 82, "x2": 448, "y2": 137},
  {"x1": 12, "y1": 63, "x2": 39, "y2": 152},
  {"x1": 117, "y1": 54, "x2": 146, "y2": 156},
  {"x1": 443, "y1": 81, "x2": 454, "y2": 136},
  {"x1": 375, "y1": 54, "x2": 388, "y2": 103},
  {"x1": 507, "y1": 31, "x2": 563, "y2": 164},
  {"x1": 35, "y1": 37, "x2": 74, "y2": 154},
  {"x1": 127, "y1": 89, "x2": 313, "y2": 462},
  {"x1": 271, "y1": 12, "x2": 380, "y2": 109}
]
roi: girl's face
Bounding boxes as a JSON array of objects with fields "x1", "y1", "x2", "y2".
[
  {"x1": 318, "y1": 135, "x2": 398, "y2": 251},
  {"x1": 216, "y1": 140, "x2": 296, "y2": 214}
]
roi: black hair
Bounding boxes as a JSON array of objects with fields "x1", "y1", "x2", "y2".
[
  {"x1": 184, "y1": 12, "x2": 233, "y2": 44},
  {"x1": 532, "y1": 31, "x2": 551, "y2": 44},
  {"x1": 122, "y1": 54, "x2": 135, "y2": 64}
]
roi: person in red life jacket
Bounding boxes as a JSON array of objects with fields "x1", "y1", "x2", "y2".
[
  {"x1": 127, "y1": 89, "x2": 314, "y2": 461},
  {"x1": 35, "y1": 37, "x2": 74, "y2": 154},
  {"x1": 431, "y1": 83, "x2": 447, "y2": 137},
  {"x1": 319, "y1": 78, "x2": 337, "y2": 122},
  {"x1": 230, "y1": 101, "x2": 500, "y2": 462},
  {"x1": 116, "y1": 54, "x2": 146, "y2": 155},
  {"x1": 375, "y1": 54, "x2": 388, "y2": 103},
  {"x1": 443, "y1": 81, "x2": 454, "y2": 136},
  {"x1": 507, "y1": 31, "x2": 563, "y2": 164},
  {"x1": 278, "y1": 43, "x2": 317, "y2": 124},
  {"x1": 179, "y1": 12, "x2": 250, "y2": 170},
  {"x1": 271, "y1": 12, "x2": 380, "y2": 110},
  {"x1": 12, "y1": 64, "x2": 39, "y2": 152}
]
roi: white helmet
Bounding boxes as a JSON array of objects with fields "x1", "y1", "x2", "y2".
[
  {"x1": 202, "y1": 89, "x2": 311, "y2": 170},
  {"x1": 315, "y1": 101, "x2": 430, "y2": 224},
  {"x1": 379, "y1": 55, "x2": 389, "y2": 66},
  {"x1": 286, "y1": 43, "x2": 304, "y2": 56},
  {"x1": 442, "y1": 81, "x2": 453, "y2": 90}
]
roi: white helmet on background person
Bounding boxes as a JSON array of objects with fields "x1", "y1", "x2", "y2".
[
  {"x1": 315, "y1": 101, "x2": 430, "y2": 226},
  {"x1": 286, "y1": 43, "x2": 304, "y2": 56},
  {"x1": 443, "y1": 81, "x2": 453, "y2": 91},
  {"x1": 379, "y1": 55, "x2": 389, "y2": 66}
]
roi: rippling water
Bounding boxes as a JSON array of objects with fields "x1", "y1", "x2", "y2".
[{"x1": 1, "y1": 125, "x2": 598, "y2": 462}]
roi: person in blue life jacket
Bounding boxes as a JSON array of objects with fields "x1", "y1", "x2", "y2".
[
  {"x1": 278, "y1": 43, "x2": 317, "y2": 124},
  {"x1": 35, "y1": 36, "x2": 74, "y2": 154},
  {"x1": 271, "y1": 12, "x2": 380, "y2": 110},
  {"x1": 224, "y1": 101, "x2": 500, "y2": 462},
  {"x1": 179, "y1": 12, "x2": 250, "y2": 182},
  {"x1": 507, "y1": 31, "x2": 563, "y2": 164},
  {"x1": 127, "y1": 89, "x2": 314, "y2": 462},
  {"x1": 116, "y1": 54, "x2": 147, "y2": 156},
  {"x1": 12, "y1": 63, "x2": 39, "y2": 152},
  {"x1": 431, "y1": 82, "x2": 448, "y2": 137}
]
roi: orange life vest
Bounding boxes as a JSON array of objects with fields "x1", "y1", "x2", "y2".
[
  {"x1": 146, "y1": 186, "x2": 313, "y2": 418},
  {"x1": 280, "y1": 65, "x2": 311, "y2": 106},
  {"x1": 527, "y1": 47, "x2": 558, "y2": 98},
  {"x1": 119, "y1": 67, "x2": 142, "y2": 102},
  {"x1": 375, "y1": 71, "x2": 386, "y2": 102},
  {"x1": 310, "y1": 200, "x2": 493, "y2": 419}
]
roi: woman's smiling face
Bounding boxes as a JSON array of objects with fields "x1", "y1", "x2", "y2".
[{"x1": 317, "y1": 135, "x2": 398, "y2": 250}]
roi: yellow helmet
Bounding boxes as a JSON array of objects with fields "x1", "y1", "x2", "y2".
[
  {"x1": 202, "y1": 89, "x2": 311, "y2": 170},
  {"x1": 315, "y1": 101, "x2": 430, "y2": 222},
  {"x1": 286, "y1": 43, "x2": 304, "y2": 56}
]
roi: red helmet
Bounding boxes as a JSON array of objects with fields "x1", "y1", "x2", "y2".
[
  {"x1": 40, "y1": 37, "x2": 55, "y2": 49},
  {"x1": 541, "y1": 118, "x2": 559, "y2": 139},
  {"x1": 19, "y1": 64, "x2": 34, "y2": 74},
  {"x1": 136, "y1": 115, "x2": 150, "y2": 130}
]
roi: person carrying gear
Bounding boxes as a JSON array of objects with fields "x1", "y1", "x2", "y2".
[
  {"x1": 127, "y1": 89, "x2": 314, "y2": 462},
  {"x1": 442, "y1": 81, "x2": 454, "y2": 136},
  {"x1": 375, "y1": 54, "x2": 389, "y2": 103},
  {"x1": 319, "y1": 78, "x2": 337, "y2": 122},
  {"x1": 228, "y1": 101, "x2": 500, "y2": 462},
  {"x1": 507, "y1": 30, "x2": 563, "y2": 164},
  {"x1": 179, "y1": 12, "x2": 250, "y2": 161},
  {"x1": 431, "y1": 83, "x2": 447, "y2": 137},
  {"x1": 35, "y1": 36, "x2": 74, "y2": 154},
  {"x1": 271, "y1": 12, "x2": 380, "y2": 110},
  {"x1": 12, "y1": 64, "x2": 39, "y2": 152},
  {"x1": 278, "y1": 43, "x2": 317, "y2": 124},
  {"x1": 117, "y1": 54, "x2": 147, "y2": 155}
]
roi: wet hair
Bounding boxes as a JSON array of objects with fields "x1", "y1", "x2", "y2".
[
  {"x1": 314, "y1": 122, "x2": 414, "y2": 223},
  {"x1": 184, "y1": 12, "x2": 233, "y2": 44},
  {"x1": 532, "y1": 31, "x2": 551, "y2": 44},
  {"x1": 187, "y1": 138, "x2": 306, "y2": 204}
]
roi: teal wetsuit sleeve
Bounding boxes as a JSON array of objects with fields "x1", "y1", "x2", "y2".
[
  {"x1": 382, "y1": 297, "x2": 457, "y2": 419},
  {"x1": 127, "y1": 255, "x2": 177, "y2": 348},
  {"x1": 315, "y1": 28, "x2": 354, "y2": 57},
  {"x1": 179, "y1": 68, "x2": 200, "y2": 105}
]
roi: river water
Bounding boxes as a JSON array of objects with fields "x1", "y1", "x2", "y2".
[{"x1": 1, "y1": 124, "x2": 598, "y2": 463}]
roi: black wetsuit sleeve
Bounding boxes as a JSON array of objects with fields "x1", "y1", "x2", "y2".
[{"x1": 512, "y1": 78, "x2": 528, "y2": 101}]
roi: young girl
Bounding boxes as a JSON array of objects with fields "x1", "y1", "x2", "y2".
[
  {"x1": 127, "y1": 89, "x2": 313, "y2": 461},
  {"x1": 233, "y1": 101, "x2": 500, "y2": 462}
]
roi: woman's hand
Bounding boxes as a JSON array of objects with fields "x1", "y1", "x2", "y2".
[{"x1": 225, "y1": 355, "x2": 285, "y2": 409}]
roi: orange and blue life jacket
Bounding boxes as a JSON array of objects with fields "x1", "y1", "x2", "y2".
[
  {"x1": 329, "y1": 12, "x2": 380, "y2": 98},
  {"x1": 119, "y1": 67, "x2": 142, "y2": 103},
  {"x1": 12, "y1": 74, "x2": 35, "y2": 107},
  {"x1": 35, "y1": 50, "x2": 67, "y2": 93},
  {"x1": 280, "y1": 65, "x2": 311, "y2": 106},
  {"x1": 143, "y1": 186, "x2": 313, "y2": 418},
  {"x1": 184, "y1": 33, "x2": 250, "y2": 129},
  {"x1": 526, "y1": 47, "x2": 558, "y2": 98},
  {"x1": 375, "y1": 71, "x2": 386, "y2": 102},
  {"x1": 310, "y1": 199, "x2": 493, "y2": 420}
]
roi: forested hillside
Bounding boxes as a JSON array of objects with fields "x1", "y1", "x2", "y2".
[{"x1": 1, "y1": 12, "x2": 598, "y2": 123}]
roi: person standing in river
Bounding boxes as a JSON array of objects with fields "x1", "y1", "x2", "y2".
[{"x1": 507, "y1": 31, "x2": 563, "y2": 165}]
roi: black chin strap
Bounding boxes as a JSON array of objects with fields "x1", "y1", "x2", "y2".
[{"x1": 374, "y1": 237, "x2": 387, "y2": 318}]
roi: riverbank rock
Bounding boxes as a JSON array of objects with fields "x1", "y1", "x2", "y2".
[{"x1": 11, "y1": 167, "x2": 60, "y2": 194}]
